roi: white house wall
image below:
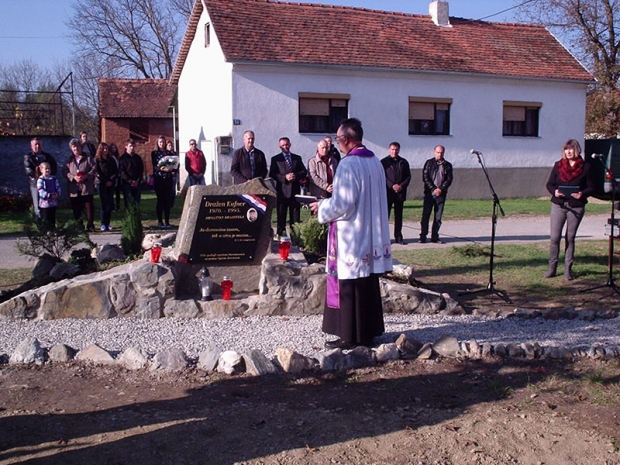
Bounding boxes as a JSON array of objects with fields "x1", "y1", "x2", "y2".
[
  {"x1": 228, "y1": 64, "x2": 586, "y2": 198},
  {"x1": 177, "y1": 8, "x2": 233, "y2": 187}
]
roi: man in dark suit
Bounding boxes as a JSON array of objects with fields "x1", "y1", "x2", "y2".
[
  {"x1": 231, "y1": 130, "x2": 267, "y2": 184},
  {"x1": 269, "y1": 137, "x2": 308, "y2": 237},
  {"x1": 381, "y1": 141, "x2": 411, "y2": 245}
]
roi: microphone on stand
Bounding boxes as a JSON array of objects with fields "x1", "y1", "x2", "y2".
[
  {"x1": 470, "y1": 149, "x2": 482, "y2": 156},
  {"x1": 592, "y1": 153, "x2": 606, "y2": 160}
]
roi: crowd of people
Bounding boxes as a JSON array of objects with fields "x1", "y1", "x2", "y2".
[
  {"x1": 24, "y1": 127, "x2": 595, "y2": 290},
  {"x1": 229, "y1": 130, "x2": 455, "y2": 246},
  {"x1": 22, "y1": 122, "x2": 596, "y2": 350},
  {"x1": 23, "y1": 133, "x2": 179, "y2": 231}
]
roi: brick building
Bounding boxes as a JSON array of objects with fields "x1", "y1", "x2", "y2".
[{"x1": 98, "y1": 78, "x2": 177, "y2": 176}]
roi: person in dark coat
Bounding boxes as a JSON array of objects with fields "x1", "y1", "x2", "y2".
[
  {"x1": 269, "y1": 137, "x2": 308, "y2": 237},
  {"x1": 230, "y1": 130, "x2": 267, "y2": 184},
  {"x1": 420, "y1": 145, "x2": 453, "y2": 243},
  {"x1": 544, "y1": 139, "x2": 595, "y2": 280},
  {"x1": 381, "y1": 142, "x2": 411, "y2": 245},
  {"x1": 23, "y1": 137, "x2": 57, "y2": 217},
  {"x1": 118, "y1": 139, "x2": 144, "y2": 207},
  {"x1": 95, "y1": 142, "x2": 118, "y2": 231}
]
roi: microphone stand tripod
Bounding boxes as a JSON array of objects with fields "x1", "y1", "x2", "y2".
[
  {"x1": 580, "y1": 162, "x2": 620, "y2": 296},
  {"x1": 459, "y1": 151, "x2": 512, "y2": 303}
]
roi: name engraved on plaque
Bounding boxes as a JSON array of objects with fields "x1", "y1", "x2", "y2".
[{"x1": 188, "y1": 194, "x2": 268, "y2": 264}]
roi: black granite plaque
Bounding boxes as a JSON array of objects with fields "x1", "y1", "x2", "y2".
[{"x1": 187, "y1": 194, "x2": 268, "y2": 264}]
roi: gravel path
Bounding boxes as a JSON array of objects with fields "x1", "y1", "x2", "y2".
[{"x1": 1, "y1": 313, "x2": 619, "y2": 359}]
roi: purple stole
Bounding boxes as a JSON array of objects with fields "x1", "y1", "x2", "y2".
[{"x1": 326, "y1": 146, "x2": 374, "y2": 309}]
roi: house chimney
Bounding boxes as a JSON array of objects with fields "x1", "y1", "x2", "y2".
[{"x1": 429, "y1": 1, "x2": 451, "y2": 27}]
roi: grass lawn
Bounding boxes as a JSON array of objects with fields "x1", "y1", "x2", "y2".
[
  {"x1": 0, "y1": 191, "x2": 185, "y2": 236},
  {"x1": 392, "y1": 239, "x2": 618, "y2": 311}
]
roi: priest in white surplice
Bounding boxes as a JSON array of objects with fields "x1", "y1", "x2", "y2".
[{"x1": 311, "y1": 118, "x2": 393, "y2": 349}]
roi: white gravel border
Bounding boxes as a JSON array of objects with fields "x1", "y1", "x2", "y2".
[{"x1": 1, "y1": 313, "x2": 619, "y2": 359}]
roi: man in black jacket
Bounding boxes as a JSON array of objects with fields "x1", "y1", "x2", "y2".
[
  {"x1": 24, "y1": 137, "x2": 57, "y2": 217},
  {"x1": 420, "y1": 145, "x2": 453, "y2": 243},
  {"x1": 231, "y1": 130, "x2": 267, "y2": 184},
  {"x1": 381, "y1": 142, "x2": 411, "y2": 245},
  {"x1": 118, "y1": 139, "x2": 144, "y2": 207},
  {"x1": 269, "y1": 137, "x2": 307, "y2": 237}
]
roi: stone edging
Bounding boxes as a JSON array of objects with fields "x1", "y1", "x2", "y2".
[{"x1": 5, "y1": 329, "x2": 620, "y2": 376}]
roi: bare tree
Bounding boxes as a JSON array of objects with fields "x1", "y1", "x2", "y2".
[
  {"x1": 170, "y1": 0, "x2": 195, "y2": 19},
  {"x1": 516, "y1": 0, "x2": 620, "y2": 136},
  {"x1": 66, "y1": 0, "x2": 183, "y2": 79},
  {"x1": 0, "y1": 60, "x2": 65, "y2": 135}
]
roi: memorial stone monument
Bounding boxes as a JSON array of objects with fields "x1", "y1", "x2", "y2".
[{"x1": 174, "y1": 178, "x2": 277, "y2": 295}]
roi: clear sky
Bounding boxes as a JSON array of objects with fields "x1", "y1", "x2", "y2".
[{"x1": 0, "y1": 0, "x2": 520, "y2": 70}]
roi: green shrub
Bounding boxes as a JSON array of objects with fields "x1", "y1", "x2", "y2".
[
  {"x1": 121, "y1": 202, "x2": 144, "y2": 256},
  {"x1": 291, "y1": 217, "x2": 328, "y2": 256},
  {"x1": 16, "y1": 218, "x2": 93, "y2": 260}
]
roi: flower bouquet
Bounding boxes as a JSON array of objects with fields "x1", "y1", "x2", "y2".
[{"x1": 157, "y1": 155, "x2": 179, "y2": 170}]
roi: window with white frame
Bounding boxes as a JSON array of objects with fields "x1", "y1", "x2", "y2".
[
  {"x1": 503, "y1": 101, "x2": 541, "y2": 137},
  {"x1": 408, "y1": 98, "x2": 451, "y2": 135},
  {"x1": 299, "y1": 93, "x2": 349, "y2": 133},
  {"x1": 204, "y1": 23, "x2": 210, "y2": 47}
]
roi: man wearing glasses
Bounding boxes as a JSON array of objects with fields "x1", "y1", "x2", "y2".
[
  {"x1": 311, "y1": 118, "x2": 392, "y2": 350},
  {"x1": 185, "y1": 139, "x2": 206, "y2": 186}
]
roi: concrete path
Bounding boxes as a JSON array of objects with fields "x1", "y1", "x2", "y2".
[
  {"x1": 0, "y1": 213, "x2": 611, "y2": 269},
  {"x1": 391, "y1": 212, "x2": 609, "y2": 250}
]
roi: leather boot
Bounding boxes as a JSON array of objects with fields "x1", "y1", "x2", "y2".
[
  {"x1": 544, "y1": 264, "x2": 557, "y2": 278},
  {"x1": 564, "y1": 265, "x2": 573, "y2": 281}
]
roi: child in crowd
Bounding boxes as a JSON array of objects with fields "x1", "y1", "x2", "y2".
[{"x1": 36, "y1": 161, "x2": 61, "y2": 228}]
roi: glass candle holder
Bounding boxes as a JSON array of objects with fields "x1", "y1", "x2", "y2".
[
  {"x1": 150, "y1": 242, "x2": 162, "y2": 263},
  {"x1": 279, "y1": 236, "x2": 291, "y2": 261},
  {"x1": 221, "y1": 276, "x2": 233, "y2": 301}
]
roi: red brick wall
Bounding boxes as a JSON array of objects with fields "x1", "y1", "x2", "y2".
[{"x1": 101, "y1": 117, "x2": 174, "y2": 176}]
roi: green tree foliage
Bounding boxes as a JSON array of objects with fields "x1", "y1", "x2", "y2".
[{"x1": 120, "y1": 202, "x2": 144, "y2": 256}]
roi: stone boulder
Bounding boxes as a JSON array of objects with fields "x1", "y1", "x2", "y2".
[
  {"x1": 76, "y1": 343, "x2": 115, "y2": 364},
  {"x1": 9, "y1": 337, "x2": 46, "y2": 364},
  {"x1": 49, "y1": 262, "x2": 81, "y2": 280},
  {"x1": 32, "y1": 254, "x2": 60, "y2": 279},
  {"x1": 150, "y1": 347, "x2": 188, "y2": 371},
  {"x1": 94, "y1": 243, "x2": 126, "y2": 264},
  {"x1": 380, "y1": 279, "x2": 463, "y2": 315},
  {"x1": 143, "y1": 232, "x2": 177, "y2": 250}
]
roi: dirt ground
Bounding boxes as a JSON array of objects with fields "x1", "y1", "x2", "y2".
[{"x1": 1, "y1": 356, "x2": 619, "y2": 465}]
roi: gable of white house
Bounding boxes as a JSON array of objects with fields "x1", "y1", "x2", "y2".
[{"x1": 175, "y1": 1, "x2": 591, "y2": 199}]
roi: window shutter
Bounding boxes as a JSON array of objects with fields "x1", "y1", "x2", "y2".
[
  {"x1": 300, "y1": 98, "x2": 329, "y2": 116},
  {"x1": 410, "y1": 102, "x2": 435, "y2": 120},
  {"x1": 503, "y1": 106, "x2": 525, "y2": 122}
]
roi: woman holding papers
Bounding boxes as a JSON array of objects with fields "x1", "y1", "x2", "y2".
[{"x1": 545, "y1": 139, "x2": 595, "y2": 280}]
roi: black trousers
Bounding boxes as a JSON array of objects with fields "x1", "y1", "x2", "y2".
[
  {"x1": 322, "y1": 274, "x2": 385, "y2": 346},
  {"x1": 276, "y1": 196, "x2": 300, "y2": 236},
  {"x1": 70, "y1": 194, "x2": 94, "y2": 230},
  {"x1": 387, "y1": 191, "x2": 404, "y2": 241}
]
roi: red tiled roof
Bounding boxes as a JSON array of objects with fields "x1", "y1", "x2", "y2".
[
  {"x1": 98, "y1": 78, "x2": 177, "y2": 118},
  {"x1": 172, "y1": 0, "x2": 592, "y2": 84}
]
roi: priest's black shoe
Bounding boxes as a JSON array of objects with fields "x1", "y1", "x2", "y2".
[{"x1": 324, "y1": 339, "x2": 356, "y2": 350}]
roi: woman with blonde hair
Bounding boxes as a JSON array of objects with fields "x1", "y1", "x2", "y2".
[{"x1": 544, "y1": 139, "x2": 595, "y2": 280}]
